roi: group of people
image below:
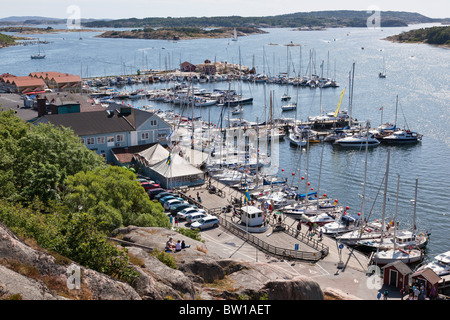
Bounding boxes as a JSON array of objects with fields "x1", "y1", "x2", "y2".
[{"x1": 165, "y1": 237, "x2": 190, "y2": 253}]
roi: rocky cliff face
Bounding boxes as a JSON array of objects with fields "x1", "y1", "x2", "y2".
[{"x1": 0, "y1": 223, "x2": 345, "y2": 300}]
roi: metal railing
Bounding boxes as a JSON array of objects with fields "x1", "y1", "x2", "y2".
[
  {"x1": 217, "y1": 216, "x2": 328, "y2": 262},
  {"x1": 175, "y1": 185, "x2": 329, "y2": 262}
]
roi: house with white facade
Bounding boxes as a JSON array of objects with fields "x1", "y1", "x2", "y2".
[{"x1": 34, "y1": 103, "x2": 172, "y2": 163}]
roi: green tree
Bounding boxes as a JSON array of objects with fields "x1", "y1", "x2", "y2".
[
  {"x1": 0, "y1": 199, "x2": 138, "y2": 284},
  {"x1": 64, "y1": 166, "x2": 170, "y2": 232},
  {"x1": 0, "y1": 112, "x2": 105, "y2": 204}
]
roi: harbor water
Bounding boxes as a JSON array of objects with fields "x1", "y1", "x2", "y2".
[{"x1": 0, "y1": 23, "x2": 449, "y2": 260}]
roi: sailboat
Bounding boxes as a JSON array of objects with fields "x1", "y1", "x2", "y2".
[
  {"x1": 357, "y1": 178, "x2": 429, "y2": 252},
  {"x1": 31, "y1": 40, "x2": 45, "y2": 59},
  {"x1": 376, "y1": 95, "x2": 423, "y2": 144},
  {"x1": 378, "y1": 56, "x2": 386, "y2": 78},
  {"x1": 337, "y1": 148, "x2": 396, "y2": 246},
  {"x1": 371, "y1": 175, "x2": 424, "y2": 265}
]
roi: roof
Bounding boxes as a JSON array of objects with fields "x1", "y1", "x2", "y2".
[
  {"x1": 112, "y1": 143, "x2": 157, "y2": 164},
  {"x1": 150, "y1": 153, "x2": 203, "y2": 178},
  {"x1": 29, "y1": 71, "x2": 74, "y2": 79},
  {"x1": 38, "y1": 93, "x2": 104, "y2": 112},
  {"x1": 105, "y1": 103, "x2": 158, "y2": 129},
  {"x1": 11, "y1": 77, "x2": 46, "y2": 88},
  {"x1": 412, "y1": 268, "x2": 441, "y2": 284},
  {"x1": 40, "y1": 110, "x2": 136, "y2": 136},
  {"x1": 381, "y1": 260, "x2": 413, "y2": 275},
  {"x1": 137, "y1": 143, "x2": 170, "y2": 166},
  {"x1": 50, "y1": 75, "x2": 82, "y2": 84}
]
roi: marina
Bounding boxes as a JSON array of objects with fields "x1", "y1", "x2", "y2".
[{"x1": 0, "y1": 18, "x2": 449, "y2": 300}]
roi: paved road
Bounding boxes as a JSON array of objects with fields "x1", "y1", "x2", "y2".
[{"x1": 176, "y1": 218, "x2": 398, "y2": 300}]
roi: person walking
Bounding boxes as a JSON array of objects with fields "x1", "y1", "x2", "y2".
[{"x1": 296, "y1": 221, "x2": 302, "y2": 237}]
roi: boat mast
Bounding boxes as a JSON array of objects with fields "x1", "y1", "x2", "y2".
[
  {"x1": 380, "y1": 148, "x2": 391, "y2": 244},
  {"x1": 393, "y1": 174, "x2": 400, "y2": 252},
  {"x1": 412, "y1": 178, "x2": 418, "y2": 231},
  {"x1": 349, "y1": 62, "x2": 355, "y2": 129},
  {"x1": 360, "y1": 121, "x2": 370, "y2": 230}
]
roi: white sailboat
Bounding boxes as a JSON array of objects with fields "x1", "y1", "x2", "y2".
[
  {"x1": 337, "y1": 148, "x2": 396, "y2": 246},
  {"x1": 31, "y1": 40, "x2": 45, "y2": 59},
  {"x1": 379, "y1": 56, "x2": 386, "y2": 78},
  {"x1": 371, "y1": 175, "x2": 423, "y2": 265}
]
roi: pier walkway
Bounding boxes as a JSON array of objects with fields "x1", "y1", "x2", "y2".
[
  {"x1": 177, "y1": 178, "x2": 329, "y2": 263},
  {"x1": 175, "y1": 178, "x2": 371, "y2": 271}
]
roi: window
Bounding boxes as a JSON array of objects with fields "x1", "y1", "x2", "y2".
[
  {"x1": 97, "y1": 137, "x2": 105, "y2": 144},
  {"x1": 107, "y1": 136, "x2": 115, "y2": 143},
  {"x1": 116, "y1": 134, "x2": 124, "y2": 142},
  {"x1": 141, "y1": 132, "x2": 149, "y2": 140},
  {"x1": 150, "y1": 120, "x2": 157, "y2": 126},
  {"x1": 86, "y1": 138, "x2": 95, "y2": 145},
  {"x1": 80, "y1": 138, "x2": 85, "y2": 144}
]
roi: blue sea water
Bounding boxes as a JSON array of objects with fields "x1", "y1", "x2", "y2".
[{"x1": 0, "y1": 23, "x2": 449, "y2": 259}]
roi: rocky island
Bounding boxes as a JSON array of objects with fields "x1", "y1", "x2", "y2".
[
  {"x1": 0, "y1": 26, "x2": 101, "y2": 35},
  {"x1": 384, "y1": 25, "x2": 450, "y2": 47},
  {"x1": 0, "y1": 32, "x2": 17, "y2": 48},
  {"x1": 96, "y1": 27, "x2": 267, "y2": 40}
]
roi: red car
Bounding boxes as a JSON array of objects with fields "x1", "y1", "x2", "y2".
[{"x1": 140, "y1": 182, "x2": 161, "y2": 191}]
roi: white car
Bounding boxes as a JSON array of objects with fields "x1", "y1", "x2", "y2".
[
  {"x1": 186, "y1": 212, "x2": 207, "y2": 224},
  {"x1": 190, "y1": 216, "x2": 220, "y2": 230},
  {"x1": 164, "y1": 199, "x2": 186, "y2": 210},
  {"x1": 177, "y1": 207, "x2": 205, "y2": 220}
]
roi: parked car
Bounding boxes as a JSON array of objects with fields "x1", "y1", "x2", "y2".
[
  {"x1": 155, "y1": 192, "x2": 174, "y2": 200},
  {"x1": 147, "y1": 188, "x2": 165, "y2": 199},
  {"x1": 177, "y1": 207, "x2": 205, "y2": 220},
  {"x1": 164, "y1": 199, "x2": 186, "y2": 210},
  {"x1": 170, "y1": 203, "x2": 197, "y2": 215},
  {"x1": 190, "y1": 216, "x2": 220, "y2": 230},
  {"x1": 136, "y1": 178, "x2": 155, "y2": 184},
  {"x1": 186, "y1": 212, "x2": 207, "y2": 224},
  {"x1": 140, "y1": 182, "x2": 161, "y2": 191},
  {"x1": 159, "y1": 195, "x2": 182, "y2": 205}
]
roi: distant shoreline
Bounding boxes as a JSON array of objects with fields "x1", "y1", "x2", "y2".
[
  {"x1": 383, "y1": 25, "x2": 450, "y2": 49},
  {"x1": 96, "y1": 27, "x2": 267, "y2": 41},
  {"x1": 0, "y1": 26, "x2": 102, "y2": 35}
]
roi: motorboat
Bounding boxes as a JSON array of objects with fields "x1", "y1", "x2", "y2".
[
  {"x1": 323, "y1": 128, "x2": 348, "y2": 143},
  {"x1": 334, "y1": 133, "x2": 380, "y2": 148},
  {"x1": 281, "y1": 103, "x2": 297, "y2": 111},
  {"x1": 305, "y1": 212, "x2": 337, "y2": 226},
  {"x1": 288, "y1": 130, "x2": 306, "y2": 147},
  {"x1": 416, "y1": 251, "x2": 450, "y2": 276},
  {"x1": 319, "y1": 212, "x2": 362, "y2": 236},
  {"x1": 231, "y1": 105, "x2": 243, "y2": 115},
  {"x1": 379, "y1": 130, "x2": 422, "y2": 144}
]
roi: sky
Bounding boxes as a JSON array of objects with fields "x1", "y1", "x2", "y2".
[{"x1": 1, "y1": 0, "x2": 450, "y2": 20}]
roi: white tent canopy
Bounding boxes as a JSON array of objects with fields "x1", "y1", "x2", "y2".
[
  {"x1": 150, "y1": 153, "x2": 204, "y2": 178},
  {"x1": 137, "y1": 144, "x2": 170, "y2": 166}
]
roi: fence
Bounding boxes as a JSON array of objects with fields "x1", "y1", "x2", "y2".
[
  {"x1": 175, "y1": 185, "x2": 329, "y2": 262},
  {"x1": 217, "y1": 215, "x2": 328, "y2": 262}
]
